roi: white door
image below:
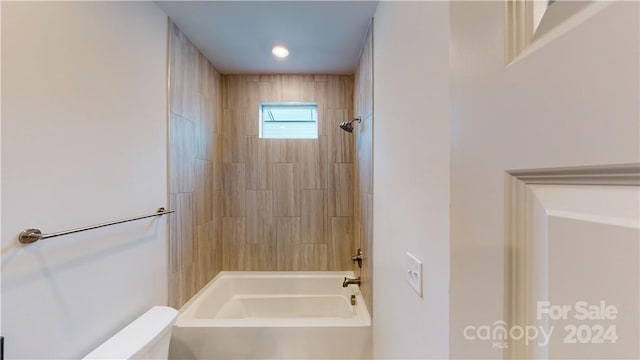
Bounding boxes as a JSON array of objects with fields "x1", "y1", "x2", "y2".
[{"x1": 449, "y1": 1, "x2": 639, "y2": 358}]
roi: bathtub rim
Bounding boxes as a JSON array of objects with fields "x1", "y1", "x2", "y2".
[{"x1": 174, "y1": 271, "x2": 371, "y2": 328}]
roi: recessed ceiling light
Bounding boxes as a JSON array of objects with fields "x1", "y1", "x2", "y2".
[{"x1": 272, "y1": 45, "x2": 289, "y2": 58}]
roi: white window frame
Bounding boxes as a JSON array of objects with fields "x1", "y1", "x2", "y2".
[{"x1": 258, "y1": 102, "x2": 319, "y2": 139}]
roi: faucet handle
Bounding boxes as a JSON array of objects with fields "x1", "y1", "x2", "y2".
[{"x1": 351, "y1": 249, "x2": 363, "y2": 268}]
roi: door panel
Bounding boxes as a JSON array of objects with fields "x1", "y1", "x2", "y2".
[
  {"x1": 506, "y1": 181, "x2": 639, "y2": 358},
  {"x1": 450, "y1": 0, "x2": 639, "y2": 358},
  {"x1": 548, "y1": 214, "x2": 638, "y2": 358}
]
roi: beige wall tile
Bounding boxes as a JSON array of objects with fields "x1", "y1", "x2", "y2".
[
  {"x1": 195, "y1": 51, "x2": 207, "y2": 97},
  {"x1": 276, "y1": 217, "x2": 301, "y2": 271},
  {"x1": 314, "y1": 81, "x2": 328, "y2": 136},
  {"x1": 241, "y1": 244, "x2": 275, "y2": 271},
  {"x1": 168, "y1": 193, "x2": 180, "y2": 275},
  {"x1": 213, "y1": 77, "x2": 223, "y2": 134},
  {"x1": 301, "y1": 190, "x2": 324, "y2": 243},
  {"x1": 246, "y1": 136, "x2": 272, "y2": 189},
  {"x1": 222, "y1": 108, "x2": 246, "y2": 163},
  {"x1": 169, "y1": 23, "x2": 196, "y2": 120},
  {"x1": 332, "y1": 163, "x2": 353, "y2": 196},
  {"x1": 327, "y1": 190, "x2": 353, "y2": 216},
  {"x1": 175, "y1": 193, "x2": 195, "y2": 272},
  {"x1": 328, "y1": 163, "x2": 354, "y2": 217},
  {"x1": 213, "y1": 210, "x2": 223, "y2": 271},
  {"x1": 222, "y1": 217, "x2": 245, "y2": 269},
  {"x1": 329, "y1": 217, "x2": 353, "y2": 270},
  {"x1": 300, "y1": 244, "x2": 328, "y2": 271},
  {"x1": 172, "y1": 29, "x2": 358, "y2": 304},
  {"x1": 195, "y1": 221, "x2": 215, "y2": 289},
  {"x1": 220, "y1": 74, "x2": 353, "y2": 274},
  {"x1": 246, "y1": 86, "x2": 261, "y2": 136},
  {"x1": 328, "y1": 76, "x2": 348, "y2": 109},
  {"x1": 212, "y1": 190, "x2": 223, "y2": 224},
  {"x1": 301, "y1": 75, "x2": 314, "y2": 82},
  {"x1": 246, "y1": 190, "x2": 273, "y2": 245},
  {"x1": 194, "y1": 159, "x2": 214, "y2": 225},
  {"x1": 212, "y1": 132, "x2": 223, "y2": 190},
  {"x1": 259, "y1": 78, "x2": 281, "y2": 102},
  {"x1": 223, "y1": 163, "x2": 246, "y2": 217},
  {"x1": 168, "y1": 23, "x2": 182, "y2": 116},
  {"x1": 282, "y1": 75, "x2": 303, "y2": 102},
  {"x1": 277, "y1": 244, "x2": 301, "y2": 271},
  {"x1": 179, "y1": 39, "x2": 197, "y2": 120},
  {"x1": 168, "y1": 271, "x2": 180, "y2": 309},
  {"x1": 169, "y1": 112, "x2": 195, "y2": 193},
  {"x1": 169, "y1": 22, "x2": 224, "y2": 305},
  {"x1": 360, "y1": 194, "x2": 373, "y2": 309},
  {"x1": 355, "y1": 114, "x2": 373, "y2": 193},
  {"x1": 276, "y1": 217, "x2": 300, "y2": 245},
  {"x1": 300, "y1": 80, "x2": 315, "y2": 102},
  {"x1": 180, "y1": 263, "x2": 196, "y2": 307},
  {"x1": 194, "y1": 95, "x2": 214, "y2": 160},
  {"x1": 270, "y1": 139, "x2": 299, "y2": 163},
  {"x1": 224, "y1": 75, "x2": 248, "y2": 109},
  {"x1": 353, "y1": 25, "x2": 373, "y2": 310},
  {"x1": 273, "y1": 163, "x2": 300, "y2": 216},
  {"x1": 299, "y1": 137, "x2": 328, "y2": 189}
]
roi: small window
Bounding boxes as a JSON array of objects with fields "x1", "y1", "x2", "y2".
[{"x1": 259, "y1": 103, "x2": 318, "y2": 139}]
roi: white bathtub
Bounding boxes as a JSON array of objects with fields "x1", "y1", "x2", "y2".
[{"x1": 169, "y1": 271, "x2": 371, "y2": 359}]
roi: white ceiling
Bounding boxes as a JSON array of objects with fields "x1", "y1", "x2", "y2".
[{"x1": 157, "y1": 1, "x2": 378, "y2": 74}]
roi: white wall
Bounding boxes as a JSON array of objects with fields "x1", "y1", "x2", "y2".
[
  {"x1": 372, "y1": 2, "x2": 450, "y2": 358},
  {"x1": 1, "y1": 2, "x2": 168, "y2": 358},
  {"x1": 0, "y1": 2, "x2": 3, "y2": 350},
  {"x1": 449, "y1": 1, "x2": 639, "y2": 358}
]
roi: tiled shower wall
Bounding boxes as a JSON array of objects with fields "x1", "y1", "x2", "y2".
[
  {"x1": 221, "y1": 75, "x2": 356, "y2": 271},
  {"x1": 354, "y1": 26, "x2": 374, "y2": 310},
  {"x1": 168, "y1": 22, "x2": 223, "y2": 308}
]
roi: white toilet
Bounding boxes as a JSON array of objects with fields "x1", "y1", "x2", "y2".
[{"x1": 83, "y1": 306, "x2": 178, "y2": 360}]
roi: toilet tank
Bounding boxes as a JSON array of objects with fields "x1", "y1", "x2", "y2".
[{"x1": 83, "y1": 306, "x2": 178, "y2": 360}]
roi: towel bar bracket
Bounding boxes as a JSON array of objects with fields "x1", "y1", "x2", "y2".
[{"x1": 18, "y1": 229, "x2": 43, "y2": 244}]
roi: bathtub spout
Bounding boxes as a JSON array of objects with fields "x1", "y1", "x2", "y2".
[{"x1": 342, "y1": 277, "x2": 360, "y2": 288}]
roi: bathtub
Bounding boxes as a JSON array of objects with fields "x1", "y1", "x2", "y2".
[{"x1": 169, "y1": 271, "x2": 371, "y2": 359}]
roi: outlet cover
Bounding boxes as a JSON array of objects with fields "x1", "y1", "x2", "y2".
[{"x1": 406, "y1": 252, "x2": 423, "y2": 297}]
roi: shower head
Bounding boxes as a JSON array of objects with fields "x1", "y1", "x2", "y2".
[
  {"x1": 339, "y1": 122, "x2": 354, "y2": 133},
  {"x1": 339, "y1": 117, "x2": 362, "y2": 133}
]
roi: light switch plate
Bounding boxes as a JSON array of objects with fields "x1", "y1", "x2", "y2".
[{"x1": 406, "y1": 252, "x2": 423, "y2": 297}]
